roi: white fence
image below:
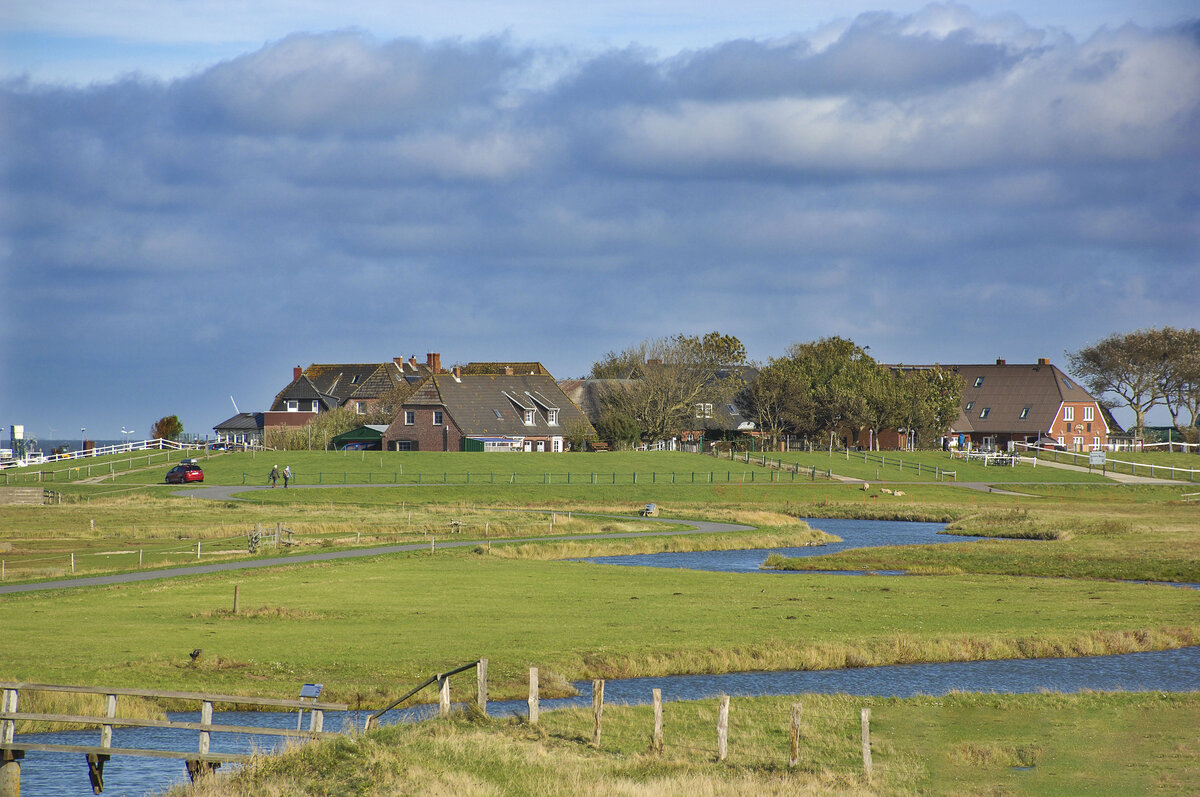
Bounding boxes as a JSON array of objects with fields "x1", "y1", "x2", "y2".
[{"x1": 0, "y1": 439, "x2": 200, "y2": 470}]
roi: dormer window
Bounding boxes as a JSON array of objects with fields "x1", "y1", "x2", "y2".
[
  {"x1": 524, "y1": 409, "x2": 535, "y2": 425},
  {"x1": 547, "y1": 409, "x2": 559, "y2": 425},
  {"x1": 286, "y1": 400, "x2": 299, "y2": 412}
]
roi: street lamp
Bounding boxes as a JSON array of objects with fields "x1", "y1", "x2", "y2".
[{"x1": 81, "y1": 427, "x2": 86, "y2": 452}]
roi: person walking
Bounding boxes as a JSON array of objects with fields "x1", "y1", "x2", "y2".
[
  {"x1": 268, "y1": 464, "x2": 279, "y2": 488},
  {"x1": 283, "y1": 465, "x2": 291, "y2": 488}
]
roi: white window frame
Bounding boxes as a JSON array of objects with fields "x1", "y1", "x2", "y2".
[
  {"x1": 286, "y1": 400, "x2": 299, "y2": 412},
  {"x1": 356, "y1": 402, "x2": 366, "y2": 415},
  {"x1": 1083, "y1": 406, "x2": 1094, "y2": 422},
  {"x1": 973, "y1": 377, "x2": 985, "y2": 387},
  {"x1": 433, "y1": 410, "x2": 444, "y2": 426},
  {"x1": 547, "y1": 409, "x2": 559, "y2": 425},
  {"x1": 552, "y1": 437, "x2": 562, "y2": 452},
  {"x1": 1063, "y1": 406, "x2": 1074, "y2": 422},
  {"x1": 310, "y1": 401, "x2": 319, "y2": 412},
  {"x1": 1073, "y1": 436, "x2": 1083, "y2": 450},
  {"x1": 1092, "y1": 436, "x2": 1100, "y2": 449},
  {"x1": 524, "y1": 409, "x2": 535, "y2": 425},
  {"x1": 979, "y1": 407, "x2": 990, "y2": 418},
  {"x1": 1019, "y1": 407, "x2": 1029, "y2": 419},
  {"x1": 404, "y1": 411, "x2": 415, "y2": 426}
]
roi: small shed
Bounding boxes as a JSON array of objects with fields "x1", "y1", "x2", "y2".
[{"x1": 331, "y1": 425, "x2": 389, "y2": 451}]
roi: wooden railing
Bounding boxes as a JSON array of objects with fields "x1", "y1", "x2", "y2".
[{"x1": 0, "y1": 682, "x2": 347, "y2": 794}]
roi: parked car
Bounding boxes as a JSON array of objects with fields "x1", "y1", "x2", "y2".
[{"x1": 165, "y1": 462, "x2": 204, "y2": 484}]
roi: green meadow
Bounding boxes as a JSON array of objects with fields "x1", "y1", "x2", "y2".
[{"x1": 2, "y1": 450, "x2": 1197, "y2": 793}]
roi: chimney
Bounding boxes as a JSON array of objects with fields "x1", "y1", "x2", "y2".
[
  {"x1": 393, "y1": 357, "x2": 404, "y2": 370},
  {"x1": 427, "y1": 353, "x2": 442, "y2": 372},
  {"x1": 409, "y1": 356, "x2": 418, "y2": 370},
  {"x1": 1037, "y1": 357, "x2": 1050, "y2": 366},
  {"x1": 452, "y1": 366, "x2": 461, "y2": 381},
  {"x1": 293, "y1": 366, "x2": 302, "y2": 381},
  {"x1": 504, "y1": 366, "x2": 514, "y2": 376},
  {"x1": 996, "y1": 358, "x2": 1006, "y2": 366}
]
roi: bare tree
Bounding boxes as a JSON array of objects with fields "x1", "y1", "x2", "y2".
[{"x1": 1068, "y1": 329, "x2": 1175, "y2": 436}]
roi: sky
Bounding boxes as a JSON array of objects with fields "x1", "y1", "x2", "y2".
[{"x1": 2, "y1": 1, "x2": 1198, "y2": 441}]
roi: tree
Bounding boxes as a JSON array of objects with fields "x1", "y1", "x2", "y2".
[
  {"x1": 735, "y1": 357, "x2": 813, "y2": 449},
  {"x1": 1068, "y1": 329, "x2": 1175, "y2": 436},
  {"x1": 150, "y1": 415, "x2": 183, "y2": 441},
  {"x1": 1161, "y1": 327, "x2": 1200, "y2": 445},
  {"x1": 596, "y1": 332, "x2": 748, "y2": 441},
  {"x1": 593, "y1": 410, "x2": 641, "y2": 450},
  {"x1": 563, "y1": 420, "x2": 597, "y2": 451}
]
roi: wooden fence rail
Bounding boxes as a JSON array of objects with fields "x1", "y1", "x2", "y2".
[{"x1": 0, "y1": 682, "x2": 347, "y2": 795}]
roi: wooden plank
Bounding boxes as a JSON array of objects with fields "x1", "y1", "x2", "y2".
[
  {"x1": 0, "y1": 743, "x2": 253, "y2": 763},
  {"x1": 0, "y1": 713, "x2": 339, "y2": 738},
  {"x1": 717, "y1": 695, "x2": 729, "y2": 761},
  {"x1": 652, "y1": 689, "x2": 663, "y2": 755},
  {"x1": 0, "y1": 683, "x2": 346, "y2": 711}
]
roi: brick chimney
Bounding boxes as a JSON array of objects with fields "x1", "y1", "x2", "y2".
[
  {"x1": 427, "y1": 353, "x2": 442, "y2": 372},
  {"x1": 996, "y1": 358, "x2": 1006, "y2": 365},
  {"x1": 504, "y1": 366, "x2": 514, "y2": 375},
  {"x1": 1037, "y1": 357, "x2": 1050, "y2": 366},
  {"x1": 452, "y1": 366, "x2": 461, "y2": 381},
  {"x1": 293, "y1": 366, "x2": 302, "y2": 380},
  {"x1": 408, "y1": 355, "x2": 418, "y2": 370}
]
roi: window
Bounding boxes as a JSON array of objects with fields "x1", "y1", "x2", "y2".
[
  {"x1": 965, "y1": 401, "x2": 975, "y2": 411},
  {"x1": 1083, "y1": 406, "x2": 1094, "y2": 422},
  {"x1": 1073, "y1": 436, "x2": 1083, "y2": 450},
  {"x1": 1086, "y1": 423, "x2": 1091, "y2": 432},
  {"x1": 552, "y1": 438, "x2": 562, "y2": 452},
  {"x1": 1092, "y1": 437, "x2": 1100, "y2": 449},
  {"x1": 493, "y1": 409, "x2": 503, "y2": 419},
  {"x1": 1019, "y1": 407, "x2": 1030, "y2": 419},
  {"x1": 350, "y1": 374, "x2": 360, "y2": 384},
  {"x1": 973, "y1": 377, "x2": 985, "y2": 388},
  {"x1": 727, "y1": 404, "x2": 739, "y2": 416},
  {"x1": 355, "y1": 402, "x2": 366, "y2": 414},
  {"x1": 286, "y1": 400, "x2": 299, "y2": 412},
  {"x1": 1063, "y1": 406, "x2": 1074, "y2": 422},
  {"x1": 979, "y1": 407, "x2": 991, "y2": 419},
  {"x1": 524, "y1": 409, "x2": 534, "y2": 425},
  {"x1": 547, "y1": 409, "x2": 559, "y2": 425},
  {"x1": 393, "y1": 440, "x2": 414, "y2": 451},
  {"x1": 1056, "y1": 436, "x2": 1064, "y2": 446},
  {"x1": 433, "y1": 410, "x2": 444, "y2": 426},
  {"x1": 310, "y1": 401, "x2": 319, "y2": 412},
  {"x1": 404, "y1": 411, "x2": 415, "y2": 425},
  {"x1": 1062, "y1": 377, "x2": 1075, "y2": 390}
]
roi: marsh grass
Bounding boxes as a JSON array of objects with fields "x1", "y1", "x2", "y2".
[{"x1": 4, "y1": 688, "x2": 165, "y2": 733}]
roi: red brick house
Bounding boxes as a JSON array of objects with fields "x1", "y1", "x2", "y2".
[
  {"x1": 264, "y1": 354, "x2": 440, "y2": 430},
  {"x1": 383, "y1": 368, "x2": 594, "y2": 452}
]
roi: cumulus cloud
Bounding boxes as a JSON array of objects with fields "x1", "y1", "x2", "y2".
[{"x1": 2, "y1": 6, "x2": 1198, "y2": 435}]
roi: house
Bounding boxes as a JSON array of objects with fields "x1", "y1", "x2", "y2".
[
  {"x1": 213, "y1": 412, "x2": 264, "y2": 447},
  {"x1": 264, "y1": 354, "x2": 442, "y2": 429},
  {"x1": 681, "y1": 366, "x2": 758, "y2": 443},
  {"x1": 383, "y1": 367, "x2": 594, "y2": 452},
  {"x1": 929, "y1": 359, "x2": 1114, "y2": 452}
]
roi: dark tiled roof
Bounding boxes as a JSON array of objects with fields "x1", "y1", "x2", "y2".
[
  {"x1": 214, "y1": 412, "x2": 264, "y2": 432},
  {"x1": 269, "y1": 376, "x2": 340, "y2": 412},
  {"x1": 944, "y1": 363, "x2": 1101, "y2": 434},
  {"x1": 411, "y1": 373, "x2": 594, "y2": 437}
]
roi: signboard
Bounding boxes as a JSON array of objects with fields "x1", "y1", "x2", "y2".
[
  {"x1": 1089, "y1": 451, "x2": 1106, "y2": 467},
  {"x1": 299, "y1": 683, "x2": 323, "y2": 699}
]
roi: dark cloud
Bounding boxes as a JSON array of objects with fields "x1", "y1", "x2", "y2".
[{"x1": 3, "y1": 9, "x2": 1198, "y2": 437}]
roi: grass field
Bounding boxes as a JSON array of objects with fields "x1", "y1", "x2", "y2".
[
  {"x1": 2, "y1": 450, "x2": 1197, "y2": 794},
  {"x1": 169, "y1": 692, "x2": 1200, "y2": 796}
]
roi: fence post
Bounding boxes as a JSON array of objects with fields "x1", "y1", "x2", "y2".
[
  {"x1": 592, "y1": 680, "x2": 605, "y2": 747},
  {"x1": 100, "y1": 693, "x2": 116, "y2": 749},
  {"x1": 477, "y1": 658, "x2": 488, "y2": 713},
  {"x1": 861, "y1": 707, "x2": 872, "y2": 780},
  {"x1": 199, "y1": 700, "x2": 212, "y2": 756},
  {"x1": 1, "y1": 689, "x2": 19, "y2": 797},
  {"x1": 232, "y1": 584, "x2": 240, "y2": 615},
  {"x1": 438, "y1": 675, "x2": 451, "y2": 718},
  {"x1": 789, "y1": 702, "x2": 802, "y2": 767},
  {"x1": 717, "y1": 694, "x2": 729, "y2": 761},
  {"x1": 652, "y1": 688, "x2": 663, "y2": 754},
  {"x1": 528, "y1": 667, "x2": 539, "y2": 725}
]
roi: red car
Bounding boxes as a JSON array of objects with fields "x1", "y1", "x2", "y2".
[{"x1": 165, "y1": 462, "x2": 204, "y2": 484}]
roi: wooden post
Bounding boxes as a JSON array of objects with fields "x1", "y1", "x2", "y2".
[
  {"x1": 199, "y1": 700, "x2": 212, "y2": 756},
  {"x1": 652, "y1": 688, "x2": 663, "y2": 754},
  {"x1": 717, "y1": 694, "x2": 729, "y2": 761},
  {"x1": 310, "y1": 708, "x2": 324, "y2": 733},
  {"x1": 232, "y1": 584, "x2": 240, "y2": 614},
  {"x1": 197, "y1": 541, "x2": 201, "y2": 560},
  {"x1": 476, "y1": 658, "x2": 488, "y2": 713},
  {"x1": 1, "y1": 689, "x2": 16, "y2": 745},
  {"x1": 591, "y1": 680, "x2": 604, "y2": 747},
  {"x1": 71, "y1": 552, "x2": 75, "y2": 573},
  {"x1": 100, "y1": 693, "x2": 116, "y2": 748},
  {"x1": 528, "y1": 667, "x2": 539, "y2": 725},
  {"x1": 439, "y1": 675, "x2": 451, "y2": 718},
  {"x1": 789, "y1": 703, "x2": 802, "y2": 766},
  {"x1": 861, "y1": 707, "x2": 872, "y2": 780}
]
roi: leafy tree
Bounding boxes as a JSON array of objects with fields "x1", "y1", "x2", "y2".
[
  {"x1": 593, "y1": 410, "x2": 642, "y2": 450},
  {"x1": 735, "y1": 357, "x2": 813, "y2": 449},
  {"x1": 563, "y1": 420, "x2": 598, "y2": 451},
  {"x1": 596, "y1": 332, "x2": 748, "y2": 441},
  {"x1": 1161, "y1": 327, "x2": 1200, "y2": 444},
  {"x1": 1068, "y1": 329, "x2": 1175, "y2": 436},
  {"x1": 150, "y1": 415, "x2": 183, "y2": 441}
]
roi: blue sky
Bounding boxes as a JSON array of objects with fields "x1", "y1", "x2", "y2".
[{"x1": 2, "y1": 1, "x2": 1197, "y2": 440}]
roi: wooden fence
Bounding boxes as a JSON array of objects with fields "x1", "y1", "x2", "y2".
[{"x1": 0, "y1": 682, "x2": 347, "y2": 795}]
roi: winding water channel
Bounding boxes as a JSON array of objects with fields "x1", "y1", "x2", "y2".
[{"x1": 14, "y1": 517, "x2": 1198, "y2": 796}]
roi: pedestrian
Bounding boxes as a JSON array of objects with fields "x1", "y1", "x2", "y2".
[
  {"x1": 268, "y1": 464, "x2": 278, "y2": 488},
  {"x1": 283, "y1": 465, "x2": 291, "y2": 488}
]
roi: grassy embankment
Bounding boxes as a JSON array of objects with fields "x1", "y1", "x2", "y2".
[{"x1": 169, "y1": 692, "x2": 1199, "y2": 796}]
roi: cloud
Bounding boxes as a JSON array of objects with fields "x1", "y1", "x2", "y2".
[{"x1": 2, "y1": 7, "x2": 1198, "y2": 436}]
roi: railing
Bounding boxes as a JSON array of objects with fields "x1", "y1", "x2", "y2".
[
  {"x1": 0, "y1": 682, "x2": 347, "y2": 794},
  {"x1": 1017, "y1": 444, "x2": 1198, "y2": 482},
  {"x1": 0, "y1": 439, "x2": 201, "y2": 470},
  {"x1": 364, "y1": 660, "x2": 487, "y2": 732}
]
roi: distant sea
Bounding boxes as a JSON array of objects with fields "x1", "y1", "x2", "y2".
[{"x1": 18, "y1": 438, "x2": 125, "y2": 453}]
